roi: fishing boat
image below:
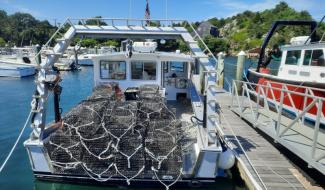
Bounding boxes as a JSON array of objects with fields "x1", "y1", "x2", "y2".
[
  {"x1": 0, "y1": 47, "x2": 37, "y2": 77},
  {"x1": 23, "y1": 18, "x2": 235, "y2": 189},
  {"x1": 247, "y1": 20, "x2": 325, "y2": 125},
  {"x1": 0, "y1": 62, "x2": 35, "y2": 77}
]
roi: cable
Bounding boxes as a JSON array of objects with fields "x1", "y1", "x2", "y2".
[{"x1": 0, "y1": 111, "x2": 32, "y2": 173}]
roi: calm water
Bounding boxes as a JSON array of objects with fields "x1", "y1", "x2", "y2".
[{"x1": 0, "y1": 58, "x2": 253, "y2": 190}]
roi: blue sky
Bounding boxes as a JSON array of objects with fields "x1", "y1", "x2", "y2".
[{"x1": 0, "y1": 0, "x2": 324, "y2": 25}]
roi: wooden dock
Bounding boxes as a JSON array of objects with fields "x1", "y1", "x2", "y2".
[{"x1": 214, "y1": 88, "x2": 309, "y2": 190}]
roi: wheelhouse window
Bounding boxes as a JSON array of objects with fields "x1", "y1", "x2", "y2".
[
  {"x1": 100, "y1": 61, "x2": 126, "y2": 80},
  {"x1": 311, "y1": 50, "x2": 325, "y2": 67},
  {"x1": 131, "y1": 61, "x2": 156, "y2": 80},
  {"x1": 285, "y1": 50, "x2": 301, "y2": 65},
  {"x1": 302, "y1": 49, "x2": 325, "y2": 67},
  {"x1": 303, "y1": 50, "x2": 312, "y2": 66},
  {"x1": 170, "y1": 62, "x2": 185, "y2": 72}
]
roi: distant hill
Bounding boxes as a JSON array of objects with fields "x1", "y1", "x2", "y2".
[{"x1": 200, "y1": 2, "x2": 325, "y2": 54}]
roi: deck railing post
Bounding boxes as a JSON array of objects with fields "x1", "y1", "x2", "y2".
[
  {"x1": 276, "y1": 87, "x2": 284, "y2": 140},
  {"x1": 256, "y1": 84, "x2": 260, "y2": 121},
  {"x1": 302, "y1": 89, "x2": 308, "y2": 127},
  {"x1": 244, "y1": 83, "x2": 256, "y2": 122},
  {"x1": 312, "y1": 99, "x2": 322, "y2": 159},
  {"x1": 241, "y1": 81, "x2": 245, "y2": 111},
  {"x1": 231, "y1": 80, "x2": 235, "y2": 109}
]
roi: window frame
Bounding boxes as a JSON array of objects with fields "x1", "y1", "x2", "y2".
[
  {"x1": 284, "y1": 50, "x2": 302, "y2": 66},
  {"x1": 302, "y1": 49, "x2": 325, "y2": 67},
  {"x1": 99, "y1": 60, "x2": 127, "y2": 80},
  {"x1": 310, "y1": 49, "x2": 325, "y2": 67},
  {"x1": 131, "y1": 61, "x2": 157, "y2": 81},
  {"x1": 170, "y1": 61, "x2": 186, "y2": 73},
  {"x1": 302, "y1": 50, "x2": 312, "y2": 66}
]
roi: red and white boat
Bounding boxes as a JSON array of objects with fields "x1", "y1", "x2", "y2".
[{"x1": 248, "y1": 19, "x2": 325, "y2": 125}]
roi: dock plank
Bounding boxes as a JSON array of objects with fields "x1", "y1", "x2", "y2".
[{"x1": 215, "y1": 88, "x2": 308, "y2": 190}]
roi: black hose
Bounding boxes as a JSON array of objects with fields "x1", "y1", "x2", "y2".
[{"x1": 190, "y1": 116, "x2": 203, "y2": 124}]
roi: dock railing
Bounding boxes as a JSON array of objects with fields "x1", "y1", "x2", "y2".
[{"x1": 229, "y1": 79, "x2": 325, "y2": 174}]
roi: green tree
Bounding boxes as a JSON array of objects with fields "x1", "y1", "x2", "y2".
[
  {"x1": 81, "y1": 38, "x2": 98, "y2": 47},
  {"x1": 0, "y1": 37, "x2": 6, "y2": 47},
  {"x1": 178, "y1": 39, "x2": 190, "y2": 52},
  {"x1": 85, "y1": 16, "x2": 107, "y2": 26},
  {"x1": 103, "y1": 40, "x2": 119, "y2": 47},
  {"x1": 203, "y1": 35, "x2": 230, "y2": 53}
]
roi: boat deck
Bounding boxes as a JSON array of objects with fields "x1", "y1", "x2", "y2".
[{"x1": 214, "y1": 88, "x2": 313, "y2": 190}]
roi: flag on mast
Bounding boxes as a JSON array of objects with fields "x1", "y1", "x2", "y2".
[{"x1": 145, "y1": 0, "x2": 150, "y2": 25}]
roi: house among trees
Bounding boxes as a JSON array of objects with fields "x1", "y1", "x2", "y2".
[{"x1": 195, "y1": 21, "x2": 219, "y2": 38}]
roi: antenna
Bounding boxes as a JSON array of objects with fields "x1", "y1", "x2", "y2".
[
  {"x1": 128, "y1": 0, "x2": 132, "y2": 19},
  {"x1": 165, "y1": 0, "x2": 168, "y2": 20},
  {"x1": 165, "y1": 0, "x2": 168, "y2": 25}
]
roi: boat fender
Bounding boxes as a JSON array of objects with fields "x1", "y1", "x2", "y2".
[{"x1": 218, "y1": 149, "x2": 235, "y2": 170}]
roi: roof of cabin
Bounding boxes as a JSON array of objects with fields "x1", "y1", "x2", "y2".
[
  {"x1": 92, "y1": 51, "x2": 194, "y2": 62},
  {"x1": 281, "y1": 42, "x2": 325, "y2": 51}
]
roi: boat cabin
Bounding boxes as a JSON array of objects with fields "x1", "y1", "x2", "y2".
[
  {"x1": 277, "y1": 36, "x2": 325, "y2": 83},
  {"x1": 92, "y1": 42, "x2": 194, "y2": 100}
]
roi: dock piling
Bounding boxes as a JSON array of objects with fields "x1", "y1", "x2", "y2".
[
  {"x1": 236, "y1": 51, "x2": 246, "y2": 93},
  {"x1": 217, "y1": 52, "x2": 225, "y2": 88}
]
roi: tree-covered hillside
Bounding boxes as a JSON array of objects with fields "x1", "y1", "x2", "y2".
[
  {"x1": 0, "y1": 10, "x2": 56, "y2": 47},
  {"x1": 205, "y1": 2, "x2": 324, "y2": 54}
]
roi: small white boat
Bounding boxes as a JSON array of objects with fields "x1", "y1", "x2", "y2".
[
  {"x1": 76, "y1": 54, "x2": 94, "y2": 66},
  {"x1": 0, "y1": 62, "x2": 35, "y2": 77},
  {"x1": 75, "y1": 46, "x2": 116, "y2": 66},
  {"x1": 0, "y1": 47, "x2": 37, "y2": 77}
]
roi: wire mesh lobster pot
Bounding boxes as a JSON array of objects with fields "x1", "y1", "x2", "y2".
[{"x1": 43, "y1": 83, "x2": 188, "y2": 187}]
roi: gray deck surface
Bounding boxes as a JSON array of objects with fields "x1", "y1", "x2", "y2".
[{"x1": 215, "y1": 88, "x2": 308, "y2": 190}]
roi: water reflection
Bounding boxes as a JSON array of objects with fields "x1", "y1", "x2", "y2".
[{"x1": 34, "y1": 177, "x2": 238, "y2": 190}]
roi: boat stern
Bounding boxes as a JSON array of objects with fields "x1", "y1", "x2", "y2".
[{"x1": 24, "y1": 138, "x2": 52, "y2": 174}]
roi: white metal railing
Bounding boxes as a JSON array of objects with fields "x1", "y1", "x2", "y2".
[
  {"x1": 229, "y1": 79, "x2": 325, "y2": 173},
  {"x1": 34, "y1": 17, "x2": 219, "y2": 71}
]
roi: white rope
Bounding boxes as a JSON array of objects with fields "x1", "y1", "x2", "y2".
[
  {"x1": 0, "y1": 111, "x2": 32, "y2": 173},
  {"x1": 114, "y1": 164, "x2": 145, "y2": 185},
  {"x1": 151, "y1": 166, "x2": 183, "y2": 190}
]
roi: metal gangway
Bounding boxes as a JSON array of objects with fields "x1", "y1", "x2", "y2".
[{"x1": 229, "y1": 79, "x2": 325, "y2": 175}]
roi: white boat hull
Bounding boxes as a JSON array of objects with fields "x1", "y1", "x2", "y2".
[{"x1": 0, "y1": 64, "x2": 36, "y2": 77}]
